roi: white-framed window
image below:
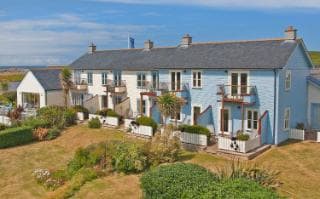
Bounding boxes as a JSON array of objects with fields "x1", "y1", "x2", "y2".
[
  {"x1": 87, "y1": 72, "x2": 93, "y2": 85},
  {"x1": 137, "y1": 73, "x2": 147, "y2": 88},
  {"x1": 101, "y1": 72, "x2": 107, "y2": 85},
  {"x1": 192, "y1": 70, "x2": 202, "y2": 88},
  {"x1": 285, "y1": 70, "x2": 291, "y2": 91},
  {"x1": 284, "y1": 107, "x2": 291, "y2": 130},
  {"x1": 170, "y1": 71, "x2": 181, "y2": 91},
  {"x1": 229, "y1": 71, "x2": 249, "y2": 96},
  {"x1": 247, "y1": 109, "x2": 259, "y2": 131},
  {"x1": 170, "y1": 106, "x2": 181, "y2": 121}
]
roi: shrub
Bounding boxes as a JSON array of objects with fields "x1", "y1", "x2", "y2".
[
  {"x1": 45, "y1": 127, "x2": 61, "y2": 140},
  {"x1": 72, "y1": 105, "x2": 89, "y2": 119},
  {"x1": 178, "y1": 124, "x2": 211, "y2": 139},
  {"x1": 140, "y1": 163, "x2": 279, "y2": 199},
  {"x1": 37, "y1": 106, "x2": 65, "y2": 128},
  {"x1": 64, "y1": 108, "x2": 77, "y2": 127},
  {"x1": 296, "y1": 122, "x2": 305, "y2": 130},
  {"x1": 22, "y1": 117, "x2": 50, "y2": 129},
  {"x1": 2, "y1": 91, "x2": 16, "y2": 103},
  {"x1": 33, "y1": 168, "x2": 67, "y2": 190},
  {"x1": 0, "y1": 124, "x2": 6, "y2": 131},
  {"x1": 7, "y1": 106, "x2": 23, "y2": 121},
  {"x1": 107, "y1": 141, "x2": 148, "y2": 173},
  {"x1": 33, "y1": 128, "x2": 49, "y2": 141},
  {"x1": 88, "y1": 117, "x2": 101, "y2": 129},
  {"x1": 140, "y1": 163, "x2": 218, "y2": 199},
  {"x1": 144, "y1": 127, "x2": 181, "y2": 166},
  {"x1": 136, "y1": 116, "x2": 158, "y2": 133},
  {"x1": 0, "y1": 126, "x2": 33, "y2": 148},
  {"x1": 97, "y1": 108, "x2": 119, "y2": 118},
  {"x1": 236, "y1": 132, "x2": 250, "y2": 141}
]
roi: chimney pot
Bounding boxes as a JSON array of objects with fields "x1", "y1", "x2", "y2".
[
  {"x1": 144, "y1": 40, "x2": 154, "y2": 50},
  {"x1": 88, "y1": 43, "x2": 96, "y2": 54},
  {"x1": 181, "y1": 34, "x2": 192, "y2": 47},
  {"x1": 285, "y1": 26, "x2": 297, "y2": 40}
]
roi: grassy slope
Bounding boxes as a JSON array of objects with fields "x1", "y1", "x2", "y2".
[
  {"x1": 0, "y1": 126, "x2": 320, "y2": 198},
  {"x1": 0, "y1": 72, "x2": 25, "y2": 83},
  {"x1": 309, "y1": 51, "x2": 320, "y2": 67}
]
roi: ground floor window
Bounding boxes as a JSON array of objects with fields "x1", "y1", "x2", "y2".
[
  {"x1": 72, "y1": 94, "x2": 83, "y2": 106},
  {"x1": 171, "y1": 106, "x2": 181, "y2": 121},
  {"x1": 22, "y1": 92, "x2": 40, "y2": 108},
  {"x1": 247, "y1": 109, "x2": 258, "y2": 131},
  {"x1": 137, "y1": 98, "x2": 147, "y2": 115},
  {"x1": 284, "y1": 107, "x2": 290, "y2": 130}
]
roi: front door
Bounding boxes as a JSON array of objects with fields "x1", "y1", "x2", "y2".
[
  {"x1": 220, "y1": 109, "x2": 229, "y2": 133},
  {"x1": 311, "y1": 103, "x2": 320, "y2": 130},
  {"x1": 102, "y1": 95, "x2": 108, "y2": 108},
  {"x1": 193, "y1": 106, "x2": 201, "y2": 125}
]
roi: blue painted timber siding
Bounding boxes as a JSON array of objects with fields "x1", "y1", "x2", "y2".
[
  {"x1": 276, "y1": 44, "x2": 311, "y2": 144},
  {"x1": 158, "y1": 69, "x2": 276, "y2": 144}
]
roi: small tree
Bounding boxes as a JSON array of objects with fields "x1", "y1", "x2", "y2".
[
  {"x1": 0, "y1": 82, "x2": 8, "y2": 91},
  {"x1": 157, "y1": 92, "x2": 184, "y2": 127},
  {"x1": 60, "y1": 68, "x2": 73, "y2": 107}
]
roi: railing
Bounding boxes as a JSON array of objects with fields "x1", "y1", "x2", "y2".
[
  {"x1": 218, "y1": 135, "x2": 261, "y2": 153},
  {"x1": 289, "y1": 128, "x2": 305, "y2": 140},
  {"x1": 73, "y1": 78, "x2": 88, "y2": 91},
  {"x1": 106, "y1": 80, "x2": 127, "y2": 93},
  {"x1": 158, "y1": 82, "x2": 189, "y2": 92},
  {"x1": 217, "y1": 84, "x2": 257, "y2": 104}
]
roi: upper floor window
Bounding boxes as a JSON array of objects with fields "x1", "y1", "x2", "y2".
[
  {"x1": 87, "y1": 72, "x2": 93, "y2": 85},
  {"x1": 114, "y1": 71, "x2": 121, "y2": 86},
  {"x1": 192, "y1": 71, "x2": 202, "y2": 88},
  {"x1": 230, "y1": 72, "x2": 248, "y2": 96},
  {"x1": 101, "y1": 72, "x2": 107, "y2": 85},
  {"x1": 285, "y1": 70, "x2": 291, "y2": 91},
  {"x1": 284, "y1": 107, "x2": 291, "y2": 130},
  {"x1": 152, "y1": 71, "x2": 159, "y2": 90},
  {"x1": 137, "y1": 73, "x2": 147, "y2": 88},
  {"x1": 171, "y1": 71, "x2": 181, "y2": 91},
  {"x1": 247, "y1": 109, "x2": 258, "y2": 131}
]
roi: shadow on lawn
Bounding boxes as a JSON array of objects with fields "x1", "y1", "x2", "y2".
[{"x1": 278, "y1": 139, "x2": 303, "y2": 147}]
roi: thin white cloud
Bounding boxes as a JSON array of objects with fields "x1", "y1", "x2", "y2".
[
  {"x1": 0, "y1": 10, "x2": 6, "y2": 17},
  {"x1": 92, "y1": 0, "x2": 320, "y2": 9},
  {"x1": 0, "y1": 14, "x2": 159, "y2": 66}
]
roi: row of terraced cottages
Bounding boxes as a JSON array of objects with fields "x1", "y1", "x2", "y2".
[{"x1": 17, "y1": 26, "x2": 319, "y2": 146}]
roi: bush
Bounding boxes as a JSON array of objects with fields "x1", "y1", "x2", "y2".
[
  {"x1": 0, "y1": 124, "x2": 6, "y2": 131},
  {"x1": 45, "y1": 127, "x2": 61, "y2": 140},
  {"x1": 236, "y1": 132, "x2": 250, "y2": 141},
  {"x1": 64, "y1": 108, "x2": 77, "y2": 127},
  {"x1": 296, "y1": 122, "x2": 305, "y2": 130},
  {"x1": 136, "y1": 116, "x2": 158, "y2": 133},
  {"x1": 140, "y1": 163, "x2": 279, "y2": 199},
  {"x1": 22, "y1": 117, "x2": 50, "y2": 129},
  {"x1": 37, "y1": 106, "x2": 65, "y2": 128},
  {"x1": 140, "y1": 163, "x2": 219, "y2": 199},
  {"x1": 178, "y1": 124, "x2": 211, "y2": 139},
  {"x1": 72, "y1": 105, "x2": 89, "y2": 119},
  {"x1": 88, "y1": 117, "x2": 101, "y2": 129},
  {"x1": 0, "y1": 126, "x2": 33, "y2": 148},
  {"x1": 2, "y1": 91, "x2": 16, "y2": 103},
  {"x1": 107, "y1": 141, "x2": 148, "y2": 173},
  {"x1": 96, "y1": 108, "x2": 120, "y2": 118},
  {"x1": 33, "y1": 168, "x2": 68, "y2": 191},
  {"x1": 144, "y1": 127, "x2": 181, "y2": 166},
  {"x1": 33, "y1": 128, "x2": 49, "y2": 141}
]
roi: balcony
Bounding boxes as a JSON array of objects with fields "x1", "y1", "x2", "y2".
[
  {"x1": 72, "y1": 79, "x2": 88, "y2": 92},
  {"x1": 217, "y1": 84, "x2": 257, "y2": 105},
  {"x1": 105, "y1": 80, "x2": 127, "y2": 94}
]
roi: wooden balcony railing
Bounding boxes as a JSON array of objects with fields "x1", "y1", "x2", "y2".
[
  {"x1": 105, "y1": 80, "x2": 127, "y2": 93},
  {"x1": 217, "y1": 84, "x2": 257, "y2": 104}
]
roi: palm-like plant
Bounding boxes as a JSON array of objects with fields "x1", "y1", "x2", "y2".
[
  {"x1": 157, "y1": 92, "x2": 185, "y2": 127},
  {"x1": 60, "y1": 68, "x2": 73, "y2": 107}
]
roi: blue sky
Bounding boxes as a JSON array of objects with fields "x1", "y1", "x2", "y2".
[{"x1": 0, "y1": 0, "x2": 319, "y2": 66}]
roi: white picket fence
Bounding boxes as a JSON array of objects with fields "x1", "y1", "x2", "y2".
[
  {"x1": 0, "y1": 115, "x2": 11, "y2": 126},
  {"x1": 77, "y1": 112, "x2": 84, "y2": 121},
  {"x1": 179, "y1": 132, "x2": 208, "y2": 146},
  {"x1": 89, "y1": 114, "x2": 119, "y2": 126},
  {"x1": 288, "y1": 129, "x2": 305, "y2": 140},
  {"x1": 218, "y1": 136, "x2": 261, "y2": 153},
  {"x1": 132, "y1": 125, "x2": 153, "y2": 137},
  {"x1": 317, "y1": 132, "x2": 320, "y2": 143}
]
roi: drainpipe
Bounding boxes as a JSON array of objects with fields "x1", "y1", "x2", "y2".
[{"x1": 273, "y1": 69, "x2": 277, "y2": 145}]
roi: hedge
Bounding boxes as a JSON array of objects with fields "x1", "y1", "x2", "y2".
[
  {"x1": 72, "y1": 105, "x2": 89, "y2": 119},
  {"x1": 0, "y1": 126, "x2": 33, "y2": 148},
  {"x1": 178, "y1": 124, "x2": 211, "y2": 138},
  {"x1": 136, "y1": 116, "x2": 158, "y2": 133},
  {"x1": 96, "y1": 109, "x2": 120, "y2": 118},
  {"x1": 22, "y1": 117, "x2": 50, "y2": 129},
  {"x1": 140, "y1": 163, "x2": 279, "y2": 199}
]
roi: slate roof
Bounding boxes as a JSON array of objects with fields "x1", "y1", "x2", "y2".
[
  {"x1": 70, "y1": 39, "x2": 301, "y2": 70},
  {"x1": 31, "y1": 69, "x2": 62, "y2": 91},
  {"x1": 308, "y1": 70, "x2": 320, "y2": 87}
]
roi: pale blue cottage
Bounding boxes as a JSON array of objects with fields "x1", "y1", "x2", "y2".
[{"x1": 70, "y1": 26, "x2": 314, "y2": 145}]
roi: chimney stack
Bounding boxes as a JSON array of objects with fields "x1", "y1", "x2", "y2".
[
  {"x1": 88, "y1": 43, "x2": 96, "y2": 54},
  {"x1": 144, "y1": 40, "x2": 154, "y2": 50},
  {"x1": 181, "y1": 34, "x2": 192, "y2": 47},
  {"x1": 285, "y1": 26, "x2": 297, "y2": 40}
]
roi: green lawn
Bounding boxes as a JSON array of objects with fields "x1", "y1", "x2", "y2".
[
  {"x1": 309, "y1": 51, "x2": 320, "y2": 67},
  {"x1": 0, "y1": 125, "x2": 319, "y2": 198}
]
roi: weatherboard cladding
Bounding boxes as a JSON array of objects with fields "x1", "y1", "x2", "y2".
[
  {"x1": 31, "y1": 69, "x2": 62, "y2": 91},
  {"x1": 70, "y1": 39, "x2": 299, "y2": 70}
]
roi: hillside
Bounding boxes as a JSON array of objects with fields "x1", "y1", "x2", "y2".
[{"x1": 309, "y1": 51, "x2": 320, "y2": 67}]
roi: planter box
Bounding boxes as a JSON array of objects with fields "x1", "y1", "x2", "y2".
[
  {"x1": 218, "y1": 136, "x2": 261, "y2": 153},
  {"x1": 89, "y1": 114, "x2": 119, "y2": 126},
  {"x1": 175, "y1": 131, "x2": 207, "y2": 146},
  {"x1": 124, "y1": 119, "x2": 135, "y2": 129},
  {"x1": 0, "y1": 115, "x2": 11, "y2": 126},
  {"x1": 77, "y1": 112, "x2": 84, "y2": 121},
  {"x1": 131, "y1": 125, "x2": 153, "y2": 137},
  {"x1": 288, "y1": 128, "x2": 305, "y2": 140}
]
